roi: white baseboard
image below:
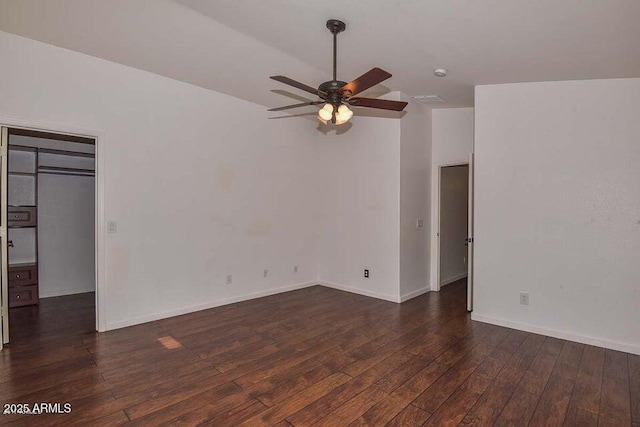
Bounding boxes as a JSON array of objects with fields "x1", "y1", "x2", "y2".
[
  {"x1": 399, "y1": 286, "x2": 431, "y2": 302},
  {"x1": 40, "y1": 286, "x2": 95, "y2": 298},
  {"x1": 320, "y1": 281, "x2": 400, "y2": 303},
  {"x1": 471, "y1": 313, "x2": 640, "y2": 356},
  {"x1": 106, "y1": 280, "x2": 434, "y2": 331},
  {"x1": 105, "y1": 281, "x2": 318, "y2": 331},
  {"x1": 440, "y1": 272, "x2": 467, "y2": 287}
]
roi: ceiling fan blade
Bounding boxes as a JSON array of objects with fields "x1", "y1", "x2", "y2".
[
  {"x1": 268, "y1": 101, "x2": 324, "y2": 112},
  {"x1": 348, "y1": 97, "x2": 408, "y2": 111},
  {"x1": 270, "y1": 76, "x2": 327, "y2": 98},
  {"x1": 340, "y1": 68, "x2": 392, "y2": 97}
]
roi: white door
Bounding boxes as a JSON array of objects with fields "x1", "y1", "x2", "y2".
[
  {"x1": 467, "y1": 152, "x2": 474, "y2": 311},
  {"x1": 0, "y1": 127, "x2": 8, "y2": 348}
]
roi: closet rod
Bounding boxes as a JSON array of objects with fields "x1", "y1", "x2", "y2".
[
  {"x1": 38, "y1": 147, "x2": 95, "y2": 158},
  {"x1": 38, "y1": 171, "x2": 95, "y2": 177},
  {"x1": 38, "y1": 165, "x2": 95, "y2": 174}
]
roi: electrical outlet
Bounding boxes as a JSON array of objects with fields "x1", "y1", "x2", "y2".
[
  {"x1": 107, "y1": 221, "x2": 117, "y2": 233},
  {"x1": 226, "y1": 275, "x2": 232, "y2": 284},
  {"x1": 263, "y1": 269, "x2": 268, "y2": 278},
  {"x1": 416, "y1": 219, "x2": 424, "y2": 229},
  {"x1": 293, "y1": 265, "x2": 298, "y2": 273},
  {"x1": 520, "y1": 292, "x2": 529, "y2": 305},
  {"x1": 364, "y1": 269, "x2": 369, "y2": 278}
]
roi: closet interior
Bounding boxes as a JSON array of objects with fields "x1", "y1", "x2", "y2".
[{"x1": 7, "y1": 129, "x2": 95, "y2": 311}]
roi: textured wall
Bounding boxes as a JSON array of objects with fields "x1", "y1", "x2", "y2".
[{"x1": 474, "y1": 78, "x2": 640, "y2": 354}]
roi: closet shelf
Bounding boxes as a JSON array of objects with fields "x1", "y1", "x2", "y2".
[
  {"x1": 8, "y1": 171, "x2": 36, "y2": 176},
  {"x1": 10, "y1": 144, "x2": 95, "y2": 158}
]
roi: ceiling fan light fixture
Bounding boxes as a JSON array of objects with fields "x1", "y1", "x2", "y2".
[{"x1": 318, "y1": 103, "x2": 334, "y2": 122}]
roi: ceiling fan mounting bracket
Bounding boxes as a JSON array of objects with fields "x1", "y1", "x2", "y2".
[{"x1": 326, "y1": 19, "x2": 346, "y2": 35}]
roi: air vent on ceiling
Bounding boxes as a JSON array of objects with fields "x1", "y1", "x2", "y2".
[{"x1": 412, "y1": 95, "x2": 445, "y2": 104}]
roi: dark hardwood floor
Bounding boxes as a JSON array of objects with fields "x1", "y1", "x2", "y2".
[{"x1": 1, "y1": 281, "x2": 637, "y2": 426}]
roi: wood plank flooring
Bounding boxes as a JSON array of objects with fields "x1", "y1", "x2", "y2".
[{"x1": 0, "y1": 281, "x2": 637, "y2": 426}]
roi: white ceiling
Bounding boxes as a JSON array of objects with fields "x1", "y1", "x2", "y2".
[{"x1": 1, "y1": 0, "x2": 639, "y2": 109}]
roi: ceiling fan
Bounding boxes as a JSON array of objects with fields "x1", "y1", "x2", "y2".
[{"x1": 269, "y1": 19, "x2": 408, "y2": 125}]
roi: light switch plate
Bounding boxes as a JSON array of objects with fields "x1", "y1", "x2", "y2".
[{"x1": 107, "y1": 221, "x2": 117, "y2": 233}]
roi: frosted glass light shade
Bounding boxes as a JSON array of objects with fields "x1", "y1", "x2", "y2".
[
  {"x1": 318, "y1": 103, "x2": 353, "y2": 125},
  {"x1": 318, "y1": 103, "x2": 334, "y2": 121},
  {"x1": 335, "y1": 104, "x2": 353, "y2": 125}
]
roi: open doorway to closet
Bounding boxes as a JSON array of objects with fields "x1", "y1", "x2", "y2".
[
  {"x1": 437, "y1": 163, "x2": 471, "y2": 308},
  {"x1": 4, "y1": 128, "x2": 96, "y2": 345},
  {"x1": 439, "y1": 164, "x2": 469, "y2": 287}
]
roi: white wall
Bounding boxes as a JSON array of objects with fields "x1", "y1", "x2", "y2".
[
  {"x1": 0, "y1": 31, "x2": 319, "y2": 330},
  {"x1": 399, "y1": 96, "x2": 431, "y2": 301},
  {"x1": 439, "y1": 165, "x2": 468, "y2": 285},
  {"x1": 430, "y1": 108, "x2": 474, "y2": 289},
  {"x1": 473, "y1": 78, "x2": 640, "y2": 355},
  {"x1": 38, "y1": 154, "x2": 96, "y2": 298},
  {"x1": 316, "y1": 96, "x2": 432, "y2": 303},
  {"x1": 316, "y1": 113, "x2": 402, "y2": 302}
]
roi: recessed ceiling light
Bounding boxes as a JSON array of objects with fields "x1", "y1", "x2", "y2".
[{"x1": 434, "y1": 68, "x2": 447, "y2": 77}]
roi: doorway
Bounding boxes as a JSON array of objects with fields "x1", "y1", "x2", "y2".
[
  {"x1": 0, "y1": 127, "x2": 97, "y2": 348},
  {"x1": 436, "y1": 159, "x2": 473, "y2": 311}
]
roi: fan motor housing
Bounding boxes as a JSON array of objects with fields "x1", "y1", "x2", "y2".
[
  {"x1": 319, "y1": 80, "x2": 347, "y2": 93},
  {"x1": 319, "y1": 80, "x2": 348, "y2": 103}
]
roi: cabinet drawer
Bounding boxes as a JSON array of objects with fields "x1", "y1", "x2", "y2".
[
  {"x1": 9, "y1": 285, "x2": 38, "y2": 307},
  {"x1": 8, "y1": 263, "x2": 38, "y2": 286},
  {"x1": 8, "y1": 206, "x2": 36, "y2": 227}
]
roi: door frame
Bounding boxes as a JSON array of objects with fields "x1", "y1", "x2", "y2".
[
  {"x1": 434, "y1": 161, "x2": 470, "y2": 293},
  {"x1": 1, "y1": 127, "x2": 8, "y2": 348},
  {"x1": 0, "y1": 117, "x2": 106, "y2": 335}
]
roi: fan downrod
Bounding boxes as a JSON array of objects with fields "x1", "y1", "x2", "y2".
[{"x1": 322, "y1": 19, "x2": 347, "y2": 97}]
